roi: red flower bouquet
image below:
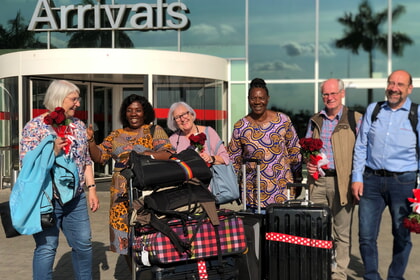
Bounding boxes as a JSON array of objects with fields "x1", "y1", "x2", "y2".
[
  {"x1": 189, "y1": 132, "x2": 207, "y2": 153},
  {"x1": 44, "y1": 107, "x2": 74, "y2": 155},
  {"x1": 299, "y1": 138, "x2": 329, "y2": 180},
  {"x1": 403, "y1": 189, "x2": 420, "y2": 234}
]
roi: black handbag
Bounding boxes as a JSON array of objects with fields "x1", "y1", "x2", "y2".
[
  {"x1": 40, "y1": 212, "x2": 55, "y2": 229},
  {"x1": 144, "y1": 181, "x2": 216, "y2": 216},
  {"x1": 0, "y1": 201, "x2": 21, "y2": 238},
  {"x1": 136, "y1": 181, "x2": 220, "y2": 255},
  {"x1": 128, "y1": 149, "x2": 212, "y2": 190}
]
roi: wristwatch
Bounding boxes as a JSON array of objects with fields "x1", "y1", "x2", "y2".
[{"x1": 210, "y1": 156, "x2": 215, "y2": 164}]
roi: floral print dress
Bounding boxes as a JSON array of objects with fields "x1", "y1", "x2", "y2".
[{"x1": 20, "y1": 115, "x2": 91, "y2": 196}]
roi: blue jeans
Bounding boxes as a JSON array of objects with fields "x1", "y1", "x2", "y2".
[
  {"x1": 33, "y1": 193, "x2": 92, "y2": 280},
  {"x1": 359, "y1": 169, "x2": 415, "y2": 280}
]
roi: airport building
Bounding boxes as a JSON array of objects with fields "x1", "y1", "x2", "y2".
[{"x1": 1, "y1": 0, "x2": 419, "y2": 185}]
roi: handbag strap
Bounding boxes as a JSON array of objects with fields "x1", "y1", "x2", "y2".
[
  {"x1": 148, "y1": 210, "x2": 208, "y2": 256},
  {"x1": 144, "y1": 181, "x2": 220, "y2": 254},
  {"x1": 205, "y1": 126, "x2": 223, "y2": 156}
]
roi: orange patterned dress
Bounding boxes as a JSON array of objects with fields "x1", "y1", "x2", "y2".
[{"x1": 96, "y1": 124, "x2": 172, "y2": 254}]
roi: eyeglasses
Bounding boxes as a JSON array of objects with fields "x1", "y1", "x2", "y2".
[
  {"x1": 66, "y1": 96, "x2": 81, "y2": 103},
  {"x1": 321, "y1": 92, "x2": 340, "y2": 98},
  {"x1": 173, "y1": 111, "x2": 190, "y2": 121}
]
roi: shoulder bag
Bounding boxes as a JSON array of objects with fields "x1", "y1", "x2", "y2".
[{"x1": 205, "y1": 127, "x2": 240, "y2": 204}]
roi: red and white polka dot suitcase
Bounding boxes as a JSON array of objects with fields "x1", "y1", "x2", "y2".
[{"x1": 265, "y1": 183, "x2": 333, "y2": 280}]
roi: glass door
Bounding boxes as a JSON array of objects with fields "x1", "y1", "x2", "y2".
[
  {"x1": 92, "y1": 85, "x2": 113, "y2": 178},
  {"x1": 91, "y1": 83, "x2": 145, "y2": 180}
]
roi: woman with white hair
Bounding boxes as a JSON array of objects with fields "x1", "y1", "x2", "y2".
[
  {"x1": 167, "y1": 101, "x2": 230, "y2": 173},
  {"x1": 16, "y1": 80, "x2": 99, "y2": 280}
]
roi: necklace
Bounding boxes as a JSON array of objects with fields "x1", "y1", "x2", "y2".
[{"x1": 176, "y1": 130, "x2": 181, "y2": 151}]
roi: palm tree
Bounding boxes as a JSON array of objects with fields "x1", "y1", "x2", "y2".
[
  {"x1": 67, "y1": 0, "x2": 133, "y2": 48},
  {"x1": 0, "y1": 11, "x2": 46, "y2": 49},
  {"x1": 335, "y1": 0, "x2": 413, "y2": 103}
]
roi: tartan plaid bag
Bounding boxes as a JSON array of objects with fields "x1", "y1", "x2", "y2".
[{"x1": 133, "y1": 210, "x2": 247, "y2": 265}]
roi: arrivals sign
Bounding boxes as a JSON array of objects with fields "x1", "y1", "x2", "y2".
[{"x1": 28, "y1": 0, "x2": 189, "y2": 31}]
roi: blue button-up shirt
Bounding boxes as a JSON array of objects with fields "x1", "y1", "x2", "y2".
[{"x1": 352, "y1": 97, "x2": 420, "y2": 183}]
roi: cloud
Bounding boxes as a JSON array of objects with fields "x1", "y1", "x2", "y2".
[
  {"x1": 282, "y1": 42, "x2": 335, "y2": 57},
  {"x1": 219, "y1": 24, "x2": 235, "y2": 36},
  {"x1": 253, "y1": 61, "x2": 302, "y2": 72},
  {"x1": 189, "y1": 24, "x2": 218, "y2": 37},
  {"x1": 189, "y1": 23, "x2": 236, "y2": 39},
  {"x1": 319, "y1": 43, "x2": 335, "y2": 57},
  {"x1": 282, "y1": 42, "x2": 311, "y2": 56}
]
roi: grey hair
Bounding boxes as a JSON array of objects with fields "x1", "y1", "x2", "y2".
[
  {"x1": 43, "y1": 80, "x2": 80, "y2": 111},
  {"x1": 167, "y1": 101, "x2": 196, "y2": 132},
  {"x1": 320, "y1": 78, "x2": 345, "y2": 92}
]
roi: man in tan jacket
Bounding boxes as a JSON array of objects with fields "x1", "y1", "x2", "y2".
[{"x1": 305, "y1": 78, "x2": 362, "y2": 280}]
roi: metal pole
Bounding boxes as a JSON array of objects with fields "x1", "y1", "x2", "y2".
[
  {"x1": 11, "y1": 168, "x2": 19, "y2": 189},
  {"x1": 0, "y1": 153, "x2": 4, "y2": 189},
  {"x1": 242, "y1": 163, "x2": 247, "y2": 211}
]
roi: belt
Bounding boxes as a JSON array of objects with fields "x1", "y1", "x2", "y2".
[
  {"x1": 365, "y1": 167, "x2": 407, "y2": 177},
  {"x1": 323, "y1": 169, "x2": 336, "y2": 177}
]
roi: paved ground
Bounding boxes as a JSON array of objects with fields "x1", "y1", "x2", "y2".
[{"x1": 1, "y1": 185, "x2": 420, "y2": 279}]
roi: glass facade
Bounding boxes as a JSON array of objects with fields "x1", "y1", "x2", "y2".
[
  {"x1": 4, "y1": 0, "x2": 420, "y2": 113},
  {"x1": 152, "y1": 75, "x2": 226, "y2": 137},
  {"x1": 2, "y1": 1, "x2": 419, "y2": 79},
  {"x1": 249, "y1": 0, "x2": 316, "y2": 80}
]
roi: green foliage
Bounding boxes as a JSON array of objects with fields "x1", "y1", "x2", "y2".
[
  {"x1": 0, "y1": 11, "x2": 47, "y2": 49},
  {"x1": 270, "y1": 106, "x2": 312, "y2": 139},
  {"x1": 335, "y1": 0, "x2": 413, "y2": 57},
  {"x1": 67, "y1": 0, "x2": 134, "y2": 48},
  {"x1": 335, "y1": 0, "x2": 413, "y2": 104}
]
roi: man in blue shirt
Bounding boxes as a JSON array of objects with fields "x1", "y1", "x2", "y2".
[{"x1": 352, "y1": 70, "x2": 419, "y2": 280}]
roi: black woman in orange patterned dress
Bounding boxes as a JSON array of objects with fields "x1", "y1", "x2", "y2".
[{"x1": 87, "y1": 94, "x2": 173, "y2": 266}]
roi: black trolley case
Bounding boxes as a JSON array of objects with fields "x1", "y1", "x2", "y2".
[
  {"x1": 235, "y1": 158, "x2": 266, "y2": 280},
  {"x1": 124, "y1": 151, "x2": 244, "y2": 280},
  {"x1": 265, "y1": 183, "x2": 332, "y2": 280}
]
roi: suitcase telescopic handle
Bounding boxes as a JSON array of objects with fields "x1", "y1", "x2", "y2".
[
  {"x1": 242, "y1": 158, "x2": 262, "y2": 213},
  {"x1": 242, "y1": 158, "x2": 261, "y2": 164},
  {"x1": 286, "y1": 183, "x2": 311, "y2": 205}
]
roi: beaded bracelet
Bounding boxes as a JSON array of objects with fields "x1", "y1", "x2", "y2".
[{"x1": 87, "y1": 184, "x2": 96, "y2": 189}]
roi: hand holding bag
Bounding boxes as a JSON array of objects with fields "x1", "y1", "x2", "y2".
[{"x1": 205, "y1": 127, "x2": 240, "y2": 204}]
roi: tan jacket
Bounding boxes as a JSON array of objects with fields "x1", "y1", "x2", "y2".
[{"x1": 308, "y1": 106, "x2": 362, "y2": 206}]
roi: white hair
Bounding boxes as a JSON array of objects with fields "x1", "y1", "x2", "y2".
[{"x1": 166, "y1": 102, "x2": 196, "y2": 131}]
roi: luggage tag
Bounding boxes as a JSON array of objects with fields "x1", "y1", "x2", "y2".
[{"x1": 141, "y1": 248, "x2": 151, "y2": 266}]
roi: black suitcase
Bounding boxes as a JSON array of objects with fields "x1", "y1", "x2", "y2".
[
  {"x1": 235, "y1": 212, "x2": 265, "y2": 280},
  {"x1": 141, "y1": 257, "x2": 239, "y2": 280},
  {"x1": 235, "y1": 158, "x2": 266, "y2": 280},
  {"x1": 265, "y1": 183, "x2": 332, "y2": 280}
]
